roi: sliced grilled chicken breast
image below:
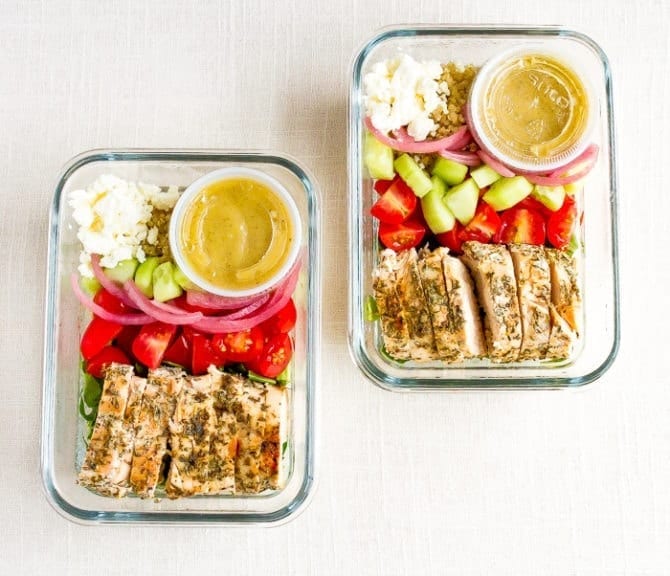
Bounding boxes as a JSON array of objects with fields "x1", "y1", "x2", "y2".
[
  {"x1": 509, "y1": 244, "x2": 552, "y2": 360},
  {"x1": 546, "y1": 249, "x2": 582, "y2": 336},
  {"x1": 461, "y1": 242, "x2": 522, "y2": 362},
  {"x1": 546, "y1": 303, "x2": 578, "y2": 360},
  {"x1": 166, "y1": 370, "x2": 222, "y2": 498},
  {"x1": 441, "y1": 251, "x2": 487, "y2": 359},
  {"x1": 372, "y1": 249, "x2": 412, "y2": 361},
  {"x1": 78, "y1": 364, "x2": 145, "y2": 497},
  {"x1": 130, "y1": 367, "x2": 183, "y2": 499},
  {"x1": 259, "y1": 384, "x2": 288, "y2": 491},
  {"x1": 395, "y1": 248, "x2": 436, "y2": 361},
  {"x1": 418, "y1": 247, "x2": 463, "y2": 362}
]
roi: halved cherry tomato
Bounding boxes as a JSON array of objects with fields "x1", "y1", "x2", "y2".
[
  {"x1": 93, "y1": 288, "x2": 128, "y2": 314},
  {"x1": 547, "y1": 195, "x2": 577, "y2": 249},
  {"x1": 163, "y1": 331, "x2": 192, "y2": 369},
  {"x1": 191, "y1": 333, "x2": 224, "y2": 375},
  {"x1": 248, "y1": 333, "x2": 293, "y2": 379},
  {"x1": 373, "y1": 179, "x2": 394, "y2": 195},
  {"x1": 515, "y1": 196, "x2": 553, "y2": 218},
  {"x1": 495, "y1": 207, "x2": 546, "y2": 245},
  {"x1": 114, "y1": 325, "x2": 140, "y2": 362},
  {"x1": 379, "y1": 219, "x2": 427, "y2": 251},
  {"x1": 435, "y1": 222, "x2": 464, "y2": 254},
  {"x1": 131, "y1": 322, "x2": 177, "y2": 370},
  {"x1": 458, "y1": 201, "x2": 501, "y2": 244},
  {"x1": 260, "y1": 299, "x2": 297, "y2": 335},
  {"x1": 211, "y1": 326, "x2": 265, "y2": 363},
  {"x1": 80, "y1": 316, "x2": 124, "y2": 361},
  {"x1": 370, "y1": 177, "x2": 417, "y2": 224},
  {"x1": 85, "y1": 345, "x2": 130, "y2": 378}
]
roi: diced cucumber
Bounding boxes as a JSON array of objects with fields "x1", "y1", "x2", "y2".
[
  {"x1": 173, "y1": 265, "x2": 198, "y2": 291},
  {"x1": 444, "y1": 178, "x2": 479, "y2": 225},
  {"x1": 152, "y1": 262, "x2": 183, "y2": 302},
  {"x1": 394, "y1": 154, "x2": 433, "y2": 198},
  {"x1": 532, "y1": 185, "x2": 566, "y2": 212},
  {"x1": 134, "y1": 256, "x2": 161, "y2": 298},
  {"x1": 420, "y1": 176, "x2": 456, "y2": 234},
  {"x1": 364, "y1": 131, "x2": 395, "y2": 180},
  {"x1": 80, "y1": 276, "x2": 101, "y2": 296},
  {"x1": 482, "y1": 176, "x2": 533, "y2": 211},
  {"x1": 104, "y1": 258, "x2": 139, "y2": 283},
  {"x1": 470, "y1": 164, "x2": 502, "y2": 188},
  {"x1": 564, "y1": 179, "x2": 583, "y2": 196},
  {"x1": 431, "y1": 157, "x2": 468, "y2": 186}
]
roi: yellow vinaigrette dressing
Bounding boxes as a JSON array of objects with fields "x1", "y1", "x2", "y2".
[
  {"x1": 179, "y1": 177, "x2": 293, "y2": 291},
  {"x1": 478, "y1": 53, "x2": 589, "y2": 169}
]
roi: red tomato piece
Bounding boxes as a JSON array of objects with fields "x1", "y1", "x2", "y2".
[
  {"x1": 131, "y1": 322, "x2": 177, "y2": 370},
  {"x1": 378, "y1": 219, "x2": 427, "y2": 251},
  {"x1": 373, "y1": 179, "x2": 394, "y2": 195},
  {"x1": 163, "y1": 331, "x2": 192, "y2": 370},
  {"x1": 370, "y1": 177, "x2": 417, "y2": 224},
  {"x1": 547, "y1": 196, "x2": 577, "y2": 249},
  {"x1": 248, "y1": 333, "x2": 293, "y2": 379},
  {"x1": 93, "y1": 288, "x2": 128, "y2": 314},
  {"x1": 211, "y1": 326, "x2": 265, "y2": 364},
  {"x1": 261, "y1": 299, "x2": 297, "y2": 335},
  {"x1": 495, "y1": 207, "x2": 546, "y2": 245},
  {"x1": 85, "y1": 345, "x2": 130, "y2": 379},
  {"x1": 169, "y1": 295, "x2": 217, "y2": 315},
  {"x1": 191, "y1": 333, "x2": 224, "y2": 375},
  {"x1": 515, "y1": 196, "x2": 553, "y2": 218},
  {"x1": 435, "y1": 222, "x2": 464, "y2": 254},
  {"x1": 80, "y1": 316, "x2": 124, "y2": 361},
  {"x1": 458, "y1": 201, "x2": 501, "y2": 244},
  {"x1": 114, "y1": 325, "x2": 140, "y2": 362}
]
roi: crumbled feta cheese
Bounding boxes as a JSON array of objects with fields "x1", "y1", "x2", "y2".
[
  {"x1": 363, "y1": 54, "x2": 446, "y2": 141},
  {"x1": 147, "y1": 226, "x2": 159, "y2": 245},
  {"x1": 68, "y1": 174, "x2": 166, "y2": 277},
  {"x1": 144, "y1": 184, "x2": 179, "y2": 211}
]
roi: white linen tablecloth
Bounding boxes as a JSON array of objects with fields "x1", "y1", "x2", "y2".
[{"x1": 1, "y1": 0, "x2": 668, "y2": 574}]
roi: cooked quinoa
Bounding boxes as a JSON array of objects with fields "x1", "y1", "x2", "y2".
[{"x1": 142, "y1": 208, "x2": 173, "y2": 259}]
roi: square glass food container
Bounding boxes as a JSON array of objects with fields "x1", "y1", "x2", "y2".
[
  {"x1": 348, "y1": 26, "x2": 619, "y2": 390},
  {"x1": 41, "y1": 150, "x2": 321, "y2": 525}
]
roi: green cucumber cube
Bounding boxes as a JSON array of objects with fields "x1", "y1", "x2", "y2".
[
  {"x1": 531, "y1": 185, "x2": 566, "y2": 212},
  {"x1": 394, "y1": 153, "x2": 433, "y2": 198},
  {"x1": 482, "y1": 176, "x2": 533, "y2": 211},
  {"x1": 173, "y1": 265, "x2": 198, "y2": 291},
  {"x1": 444, "y1": 178, "x2": 479, "y2": 225},
  {"x1": 470, "y1": 164, "x2": 502, "y2": 188},
  {"x1": 134, "y1": 256, "x2": 160, "y2": 298},
  {"x1": 364, "y1": 131, "x2": 395, "y2": 180},
  {"x1": 431, "y1": 157, "x2": 468, "y2": 186},
  {"x1": 420, "y1": 176, "x2": 456, "y2": 234},
  {"x1": 152, "y1": 262, "x2": 183, "y2": 302},
  {"x1": 80, "y1": 275, "x2": 101, "y2": 296},
  {"x1": 104, "y1": 258, "x2": 139, "y2": 283}
]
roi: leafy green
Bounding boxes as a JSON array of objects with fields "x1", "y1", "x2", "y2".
[
  {"x1": 82, "y1": 372, "x2": 102, "y2": 407},
  {"x1": 281, "y1": 441, "x2": 288, "y2": 456},
  {"x1": 276, "y1": 365, "x2": 291, "y2": 385},
  {"x1": 247, "y1": 370, "x2": 277, "y2": 385},
  {"x1": 364, "y1": 295, "x2": 380, "y2": 322}
]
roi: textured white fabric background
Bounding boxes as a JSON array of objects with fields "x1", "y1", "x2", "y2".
[{"x1": 1, "y1": 0, "x2": 668, "y2": 574}]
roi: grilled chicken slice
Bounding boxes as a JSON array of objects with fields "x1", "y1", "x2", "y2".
[
  {"x1": 441, "y1": 251, "x2": 486, "y2": 359},
  {"x1": 395, "y1": 248, "x2": 436, "y2": 361},
  {"x1": 546, "y1": 303, "x2": 578, "y2": 360},
  {"x1": 130, "y1": 367, "x2": 183, "y2": 499},
  {"x1": 258, "y1": 384, "x2": 288, "y2": 491},
  {"x1": 546, "y1": 249, "x2": 582, "y2": 336},
  {"x1": 78, "y1": 364, "x2": 146, "y2": 497},
  {"x1": 166, "y1": 370, "x2": 222, "y2": 498},
  {"x1": 372, "y1": 249, "x2": 412, "y2": 361},
  {"x1": 509, "y1": 244, "x2": 552, "y2": 360},
  {"x1": 461, "y1": 242, "x2": 522, "y2": 362}
]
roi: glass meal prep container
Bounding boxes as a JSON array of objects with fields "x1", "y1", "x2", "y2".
[
  {"x1": 348, "y1": 26, "x2": 619, "y2": 390},
  {"x1": 41, "y1": 150, "x2": 320, "y2": 525}
]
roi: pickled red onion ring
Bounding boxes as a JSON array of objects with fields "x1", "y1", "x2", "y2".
[
  {"x1": 365, "y1": 117, "x2": 472, "y2": 154},
  {"x1": 124, "y1": 280, "x2": 203, "y2": 325},
  {"x1": 438, "y1": 149, "x2": 482, "y2": 167},
  {"x1": 222, "y1": 293, "x2": 271, "y2": 320},
  {"x1": 185, "y1": 290, "x2": 266, "y2": 311},
  {"x1": 71, "y1": 274, "x2": 152, "y2": 325},
  {"x1": 549, "y1": 144, "x2": 600, "y2": 178},
  {"x1": 90, "y1": 254, "x2": 138, "y2": 309},
  {"x1": 191, "y1": 259, "x2": 301, "y2": 333},
  {"x1": 476, "y1": 149, "x2": 515, "y2": 177}
]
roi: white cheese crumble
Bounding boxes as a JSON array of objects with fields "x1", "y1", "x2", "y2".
[
  {"x1": 68, "y1": 174, "x2": 179, "y2": 277},
  {"x1": 363, "y1": 54, "x2": 447, "y2": 141}
]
